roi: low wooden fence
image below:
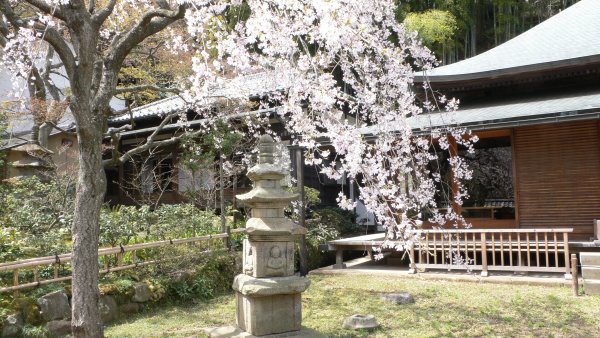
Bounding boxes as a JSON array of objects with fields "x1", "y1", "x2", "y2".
[
  {"x1": 0, "y1": 227, "x2": 246, "y2": 293},
  {"x1": 409, "y1": 228, "x2": 573, "y2": 277}
]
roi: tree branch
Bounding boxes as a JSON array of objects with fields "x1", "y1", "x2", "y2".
[
  {"x1": 155, "y1": 0, "x2": 171, "y2": 10},
  {"x1": 108, "y1": 5, "x2": 186, "y2": 67},
  {"x1": 113, "y1": 84, "x2": 179, "y2": 95},
  {"x1": 87, "y1": 0, "x2": 95, "y2": 14},
  {"x1": 22, "y1": 0, "x2": 67, "y2": 21},
  {"x1": 0, "y1": 1, "x2": 78, "y2": 81},
  {"x1": 104, "y1": 111, "x2": 179, "y2": 167},
  {"x1": 91, "y1": 0, "x2": 116, "y2": 27},
  {"x1": 93, "y1": 3, "x2": 186, "y2": 115},
  {"x1": 34, "y1": 25, "x2": 77, "y2": 80},
  {"x1": 42, "y1": 46, "x2": 62, "y2": 101}
]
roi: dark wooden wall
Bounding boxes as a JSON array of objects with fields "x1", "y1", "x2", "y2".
[{"x1": 514, "y1": 120, "x2": 600, "y2": 240}]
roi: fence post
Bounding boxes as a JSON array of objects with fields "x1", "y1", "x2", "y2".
[
  {"x1": 13, "y1": 269, "x2": 19, "y2": 296},
  {"x1": 226, "y1": 226, "x2": 232, "y2": 251},
  {"x1": 481, "y1": 233, "x2": 489, "y2": 277},
  {"x1": 563, "y1": 232, "x2": 571, "y2": 280},
  {"x1": 117, "y1": 253, "x2": 123, "y2": 267},
  {"x1": 571, "y1": 254, "x2": 579, "y2": 296}
]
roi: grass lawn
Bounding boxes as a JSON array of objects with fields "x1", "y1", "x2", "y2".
[{"x1": 105, "y1": 273, "x2": 600, "y2": 337}]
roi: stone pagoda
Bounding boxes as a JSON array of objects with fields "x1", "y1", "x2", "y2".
[{"x1": 230, "y1": 135, "x2": 310, "y2": 336}]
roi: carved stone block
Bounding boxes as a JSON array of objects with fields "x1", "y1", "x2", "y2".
[
  {"x1": 243, "y1": 240, "x2": 294, "y2": 278},
  {"x1": 236, "y1": 292, "x2": 302, "y2": 336}
]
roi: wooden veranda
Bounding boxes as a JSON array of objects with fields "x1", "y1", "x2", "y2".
[{"x1": 327, "y1": 228, "x2": 592, "y2": 278}]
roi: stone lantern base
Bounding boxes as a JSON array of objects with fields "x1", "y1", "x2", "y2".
[
  {"x1": 204, "y1": 326, "x2": 325, "y2": 338},
  {"x1": 232, "y1": 275, "x2": 310, "y2": 336}
]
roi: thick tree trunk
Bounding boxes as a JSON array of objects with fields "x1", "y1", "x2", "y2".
[{"x1": 71, "y1": 124, "x2": 106, "y2": 338}]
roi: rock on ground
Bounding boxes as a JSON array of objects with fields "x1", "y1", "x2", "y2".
[
  {"x1": 98, "y1": 295, "x2": 118, "y2": 323},
  {"x1": 45, "y1": 320, "x2": 71, "y2": 337},
  {"x1": 132, "y1": 283, "x2": 152, "y2": 303},
  {"x1": 37, "y1": 290, "x2": 71, "y2": 321},
  {"x1": 342, "y1": 314, "x2": 379, "y2": 330},
  {"x1": 381, "y1": 292, "x2": 415, "y2": 304},
  {"x1": 1, "y1": 313, "x2": 24, "y2": 338}
]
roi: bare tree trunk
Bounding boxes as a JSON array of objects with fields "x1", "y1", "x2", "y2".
[
  {"x1": 71, "y1": 124, "x2": 106, "y2": 338},
  {"x1": 219, "y1": 156, "x2": 226, "y2": 243},
  {"x1": 470, "y1": 1, "x2": 477, "y2": 57}
]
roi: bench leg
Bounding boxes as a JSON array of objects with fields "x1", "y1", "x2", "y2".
[
  {"x1": 333, "y1": 249, "x2": 346, "y2": 269},
  {"x1": 408, "y1": 244, "x2": 416, "y2": 274}
]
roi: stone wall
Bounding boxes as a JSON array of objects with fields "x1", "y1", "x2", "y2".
[{"x1": 1, "y1": 281, "x2": 155, "y2": 338}]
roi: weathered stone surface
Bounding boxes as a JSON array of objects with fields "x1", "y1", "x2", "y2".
[
  {"x1": 37, "y1": 290, "x2": 71, "y2": 321},
  {"x1": 1, "y1": 313, "x2": 23, "y2": 338},
  {"x1": 580, "y1": 252, "x2": 600, "y2": 266},
  {"x1": 236, "y1": 292, "x2": 303, "y2": 336},
  {"x1": 98, "y1": 295, "x2": 118, "y2": 323},
  {"x1": 584, "y1": 280, "x2": 600, "y2": 295},
  {"x1": 132, "y1": 283, "x2": 152, "y2": 302},
  {"x1": 171, "y1": 271, "x2": 190, "y2": 283},
  {"x1": 342, "y1": 314, "x2": 379, "y2": 330},
  {"x1": 243, "y1": 240, "x2": 295, "y2": 278},
  {"x1": 244, "y1": 217, "x2": 300, "y2": 234},
  {"x1": 233, "y1": 275, "x2": 310, "y2": 296},
  {"x1": 119, "y1": 302, "x2": 142, "y2": 314},
  {"x1": 45, "y1": 320, "x2": 71, "y2": 337},
  {"x1": 582, "y1": 266, "x2": 600, "y2": 280},
  {"x1": 11, "y1": 297, "x2": 42, "y2": 325},
  {"x1": 382, "y1": 292, "x2": 415, "y2": 304}
]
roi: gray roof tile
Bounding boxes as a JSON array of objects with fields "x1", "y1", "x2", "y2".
[
  {"x1": 110, "y1": 72, "x2": 282, "y2": 123},
  {"x1": 360, "y1": 90, "x2": 600, "y2": 135}
]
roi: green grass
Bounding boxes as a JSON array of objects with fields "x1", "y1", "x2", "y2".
[{"x1": 105, "y1": 274, "x2": 600, "y2": 337}]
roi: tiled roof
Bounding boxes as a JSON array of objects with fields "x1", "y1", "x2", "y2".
[
  {"x1": 110, "y1": 72, "x2": 284, "y2": 123},
  {"x1": 360, "y1": 90, "x2": 600, "y2": 135},
  {"x1": 1, "y1": 112, "x2": 76, "y2": 151},
  {"x1": 419, "y1": 0, "x2": 600, "y2": 81}
]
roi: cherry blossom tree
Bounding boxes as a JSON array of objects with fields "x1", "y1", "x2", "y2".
[{"x1": 0, "y1": 1, "x2": 473, "y2": 336}]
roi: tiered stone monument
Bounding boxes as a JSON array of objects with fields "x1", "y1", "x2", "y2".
[{"x1": 207, "y1": 135, "x2": 311, "y2": 337}]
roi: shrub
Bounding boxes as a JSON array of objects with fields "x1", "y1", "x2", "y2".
[
  {"x1": 156, "y1": 250, "x2": 240, "y2": 302},
  {"x1": 0, "y1": 175, "x2": 223, "y2": 263}
]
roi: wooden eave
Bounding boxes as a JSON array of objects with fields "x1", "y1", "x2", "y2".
[{"x1": 416, "y1": 57, "x2": 600, "y2": 92}]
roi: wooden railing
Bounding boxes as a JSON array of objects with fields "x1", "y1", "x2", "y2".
[
  {"x1": 0, "y1": 227, "x2": 246, "y2": 293},
  {"x1": 408, "y1": 228, "x2": 573, "y2": 278}
]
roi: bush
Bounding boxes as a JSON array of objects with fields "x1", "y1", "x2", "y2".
[
  {"x1": 0, "y1": 176, "x2": 73, "y2": 261},
  {"x1": 300, "y1": 206, "x2": 362, "y2": 271},
  {"x1": 0, "y1": 175, "x2": 223, "y2": 262},
  {"x1": 149, "y1": 250, "x2": 240, "y2": 302}
]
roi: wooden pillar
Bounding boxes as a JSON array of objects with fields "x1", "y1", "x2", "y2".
[
  {"x1": 448, "y1": 136, "x2": 462, "y2": 217},
  {"x1": 408, "y1": 242, "x2": 416, "y2": 274},
  {"x1": 295, "y1": 147, "x2": 309, "y2": 276},
  {"x1": 232, "y1": 174, "x2": 238, "y2": 224},
  {"x1": 481, "y1": 233, "x2": 489, "y2": 277},
  {"x1": 220, "y1": 156, "x2": 227, "y2": 247},
  {"x1": 564, "y1": 232, "x2": 572, "y2": 279},
  {"x1": 571, "y1": 254, "x2": 579, "y2": 296}
]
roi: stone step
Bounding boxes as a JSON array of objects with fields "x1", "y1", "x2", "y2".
[
  {"x1": 579, "y1": 252, "x2": 600, "y2": 266},
  {"x1": 582, "y1": 267, "x2": 600, "y2": 280},
  {"x1": 583, "y1": 279, "x2": 600, "y2": 295}
]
